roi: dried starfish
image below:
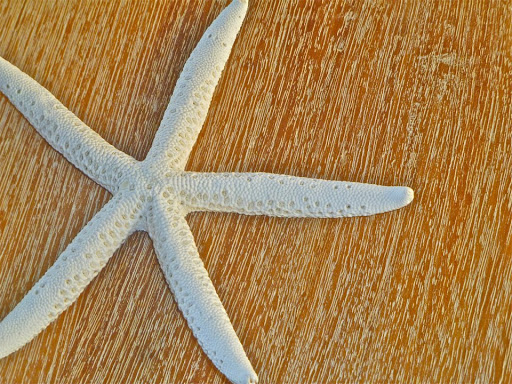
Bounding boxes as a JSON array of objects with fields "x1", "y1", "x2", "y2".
[{"x1": 0, "y1": 0, "x2": 413, "y2": 383}]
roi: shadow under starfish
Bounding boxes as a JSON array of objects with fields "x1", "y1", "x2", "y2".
[{"x1": 0, "y1": 1, "x2": 413, "y2": 383}]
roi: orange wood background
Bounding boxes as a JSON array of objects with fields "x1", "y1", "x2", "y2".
[{"x1": 0, "y1": 0, "x2": 511, "y2": 382}]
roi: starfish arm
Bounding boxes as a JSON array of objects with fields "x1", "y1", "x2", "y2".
[
  {"x1": 0, "y1": 192, "x2": 141, "y2": 359},
  {"x1": 0, "y1": 56, "x2": 137, "y2": 192},
  {"x1": 148, "y1": 198, "x2": 258, "y2": 384},
  {"x1": 145, "y1": 0, "x2": 248, "y2": 170},
  {"x1": 178, "y1": 172, "x2": 414, "y2": 217}
]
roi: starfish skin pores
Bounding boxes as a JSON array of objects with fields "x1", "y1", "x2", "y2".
[{"x1": 0, "y1": 1, "x2": 414, "y2": 383}]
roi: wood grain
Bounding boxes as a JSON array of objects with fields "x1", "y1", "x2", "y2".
[{"x1": 0, "y1": 0, "x2": 511, "y2": 382}]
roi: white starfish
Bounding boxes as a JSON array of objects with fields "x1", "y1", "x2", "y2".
[{"x1": 0, "y1": 1, "x2": 414, "y2": 383}]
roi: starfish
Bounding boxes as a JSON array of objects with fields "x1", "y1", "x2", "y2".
[{"x1": 0, "y1": 1, "x2": 414, "y2": 383}]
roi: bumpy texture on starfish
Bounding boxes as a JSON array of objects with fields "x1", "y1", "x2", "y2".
[{"x1": 0, "y1": 1, "x2": 414, "y2": 383}]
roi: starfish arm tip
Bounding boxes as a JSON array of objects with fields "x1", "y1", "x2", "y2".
[
  {"x1": 341, "y1": 183, "x2": 414, "y2": 215},
  {"x1": 229, "y1": 370, "x2": 259, "y2": 384},
  {"x1": 392, "y1": 186, "x2": 414, "y2": 208}
]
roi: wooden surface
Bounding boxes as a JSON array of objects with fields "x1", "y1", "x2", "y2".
[{"x1": 0, "y1": 0, "x2": 511, "y2": 382}]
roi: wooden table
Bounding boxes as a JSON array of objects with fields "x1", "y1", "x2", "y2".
[{"x1": 0, "y1": 0, "x2": 510, "y2": 382}]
